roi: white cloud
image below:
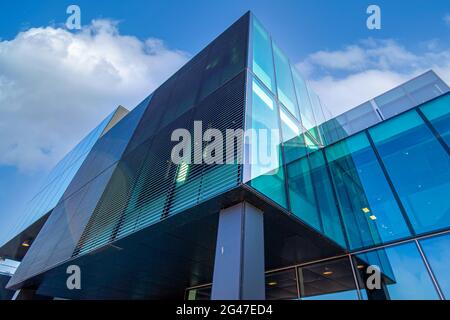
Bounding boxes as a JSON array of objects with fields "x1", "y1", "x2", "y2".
[
  {"x1": 444, "y1": 13, "x2": 450, "y2": 27},
  {"x1": 297, "y1": 38, "x2": 450, "y2": 116},
  {"x1": 0, "y1": 20, "x2": 189, "y2": 172}
]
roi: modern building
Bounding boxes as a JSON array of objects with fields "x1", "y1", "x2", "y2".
[{"x1": 1, "y1": 12, "x2": 449, "y2": 300}]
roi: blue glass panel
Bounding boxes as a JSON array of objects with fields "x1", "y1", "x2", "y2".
[
  {"x1": 369, "y1": 110, "x2": 450, "y2": 234},
  {"x1": 354, "y1": 242, "x2": 439, "y2": 300},
  {"x1": 326, "y1": 133, "x2": 410, "y2": 250},
  {"x1": 420, "y1": 93, "x2": 450, "y2": 147},
  {"x1": 420, "y1": 233, "x2": 450, "y2": 299}
]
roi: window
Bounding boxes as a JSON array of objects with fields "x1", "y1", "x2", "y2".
[
  {"x1": 287, "y1": 156, "x2": 321, "y2": 231},
  {"x1": 266, "y1": 269, "x2": 299, "y2": 300},
  {"x1": 279, "y1": 107, "x2": 307, "y2": 163},
  {"x1": 251, "y1": 18, "x2": 276, "y2": 92},
  {"x1": 248, "y1": 78, "x2": 287, "y2": 208},
  {"x1": 420, "y1": 93, "x2": 450, "y2": 148},
  {"x1": 291, "y1": 68, "x2": 319, "y2": 140},
  {"x1": 369, "y1": 110, "x2": 450, "y2": 234},
  {"x1": 273, "y1": 43, "x2": 299, "y2": 119},
  {"x1": 420, "y1": 233, "x2": 450, "y2": 299},
  {"x1": 354, "y1": 242, "x2": 439, "y2": 300},
  {"x1": 299, "y1": 258, "x2": 359, "y2": 300},
  {"x1": 326, "y1": 133, "x2": 410, "y2": 250},
  {"x1": 308, "y1": 151, "x2": 347, "y2": 248}
]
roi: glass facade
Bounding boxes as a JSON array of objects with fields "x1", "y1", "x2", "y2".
[
  {"x1": 5, "y1": 12, "x2": 450, "y2": 300},
  {"x1": 1, "y1": 108, "x2": 125, "y2": 246},
  {"x1": 188, "y1": 232, "x2": 450, "y2": 300},
  {"x1": 320, "y1": 70, "x2": 449, "y2": 145}
]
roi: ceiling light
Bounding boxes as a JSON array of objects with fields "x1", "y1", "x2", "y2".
[
  {"x1": 357, "y1": 265, "x2": 365, "y2": 269},
  {"x1": 268, "y1": 281, "x2": 278, "y2": 286},
  {"x1": 21, "y1": 240, "x2": 31, "y2": 247},
  {"x1": 369, "y1": 215, "x2": 377, "y2": 220},
  {"x1": 322, "y1": 271, "x2": 333, "y2": 276},
  {"x1": 362, "y1": 207, "x2": 370, "y2": 213}
]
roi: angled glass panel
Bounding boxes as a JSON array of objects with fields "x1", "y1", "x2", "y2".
[
  {"x1": 420, "y1": 93, "x2": 450, "y2": 147},
  {"x1": 248, "y1": 78, "x2": 287, "y2": 208},
  {"x1": 251, "y1": 18, "x2": 276, "y2": 92},
  {"x1": 308, "y1": 151, "x2": 347, "y2": 248},
  {"x1": 291, "y1": 68, "x2": 319, "y2": 140},
  {"x1": 326, "y1": 133, "x2": 410, "y2": 250},
  {"x1": 272, "y1": 43, "x2": 299, "y2": 119},
  {"x1": 279, "y1": 107, "x2": 307, "y2": 163},
  {"x1": 375, "y1": 86, "x2": 414, "y2": 119},
  {"x1": 420, "y1": 233, "x2": 450, "y2": 299},
  {"x1": 287, "y1": 156, "x2": 322, "y2": 231},
  {"x1": 354, "y1": 242, "x2": 439, "y2": 300},
  {"x1": 369, "y1": 110, "x2": 450, "y2": 234},
  {"x1": 403, "y1": 71, "x2": 448, "y2": 104}
]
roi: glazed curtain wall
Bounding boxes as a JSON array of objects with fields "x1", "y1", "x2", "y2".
[
  {"x1": 248, "y1": 88, "x2": 450, "y2": 251},
  {"x1": 187, "y1": 230, "x2": 450, "y2": 300}
]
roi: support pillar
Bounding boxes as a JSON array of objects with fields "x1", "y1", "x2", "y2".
[{"x1": 211, "y1": 202, "x2": 265, "y2": 300}]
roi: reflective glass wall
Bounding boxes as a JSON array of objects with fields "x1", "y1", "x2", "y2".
[
  {"x1": 187, "y1": 230, "x2": 450, "y2": 300},
  {"x1": 1, "y1": 107, "x2": 126, "y2": 246},
  {"x1": 320, "y1": 70, "x2": 449, "y2": 145},
  {"x1": 248, "y1": 88, "x2": 450, "y2": 251}
]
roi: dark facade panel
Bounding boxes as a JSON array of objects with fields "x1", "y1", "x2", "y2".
[
  {"x1": 60, "y1": 96, "x2": 149, "y2": 201},
  {"x1": 7, "y1": 163, "x2": 118, "y2": 289},
  {"x1": 74, "y1": 72, "x2": 247, "y2": 256},
  {"x1": 124, "y1": 12, "x2": 249, "y2": 156}
]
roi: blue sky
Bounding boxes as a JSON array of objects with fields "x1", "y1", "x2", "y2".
[{"x1": 0, "y1": 0, "x2": 449, "y2": 243}]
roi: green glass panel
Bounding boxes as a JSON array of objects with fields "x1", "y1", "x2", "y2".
[
  {"x1": 248, "y1": 78, "x2": 287, "y2": 208},
  {"x1": 287, "y1": 156, "x2": 322, "y2": 231},
  {"x1": 280, "y1": 107, "x2": 307, "y2": 163},
  {"x1": 308, "y1": 151, "x2": 347, "y2": 248},
  {"x1": 369, "y1": 110, "x2": 450, "y2": 234}
]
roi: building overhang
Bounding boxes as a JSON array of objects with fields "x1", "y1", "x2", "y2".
[
  {"x1": 7, "y1": 185, "x2": 346, "y2": 299},
  {"x1": 0, "y1": 211, "x2": 51, "y2": 261}
]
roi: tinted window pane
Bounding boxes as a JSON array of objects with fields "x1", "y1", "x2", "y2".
[
  {"x1": 248, "y1": 78, "x2": 287, "y2": 208},
  {"x1": 299, "y1": 258, "x2": 359, "y2": 300},
  {"x1": 420, "y1": 93, "x2": 450, "y2": 147},
  {"x1": 369, "y1": 111, "x2": 450, "y2": 234},
  {"x1": 266, "y1": 269, "x2": 299, "y2": 300},
  {"x1": 291, "y1": 68, "x2": 317, "y2": 135},
  {"x1": 309, "y1": 151, "x2": 347, "y2": 248},
  {"x1": 273, "y1": 43, "x2": 299, "y2": 119},
  {"x1": 252, "y1": 18, "x2": 275, "y2": 92},
  {"x1": 199, "y1": 17, "x2": 247, "y2": 101},
  {"x1": 326, "y1": 133, "x2": 410, "y2": 250},
  {"x1": 287, "y1": 156, "x2": 321, "y2": 231},
  {"x1": 375, "y1": 86, "x2": 414, "y2": 119},
  {"x1": 354, "y1": 242, "x2": 439, "y2": 300},
  {"x1": 280, "y1": 107, "x2": 307, "y2": 163},
  {"x1": 420, "y1": 233, "x2": 450, "y2": 299}
]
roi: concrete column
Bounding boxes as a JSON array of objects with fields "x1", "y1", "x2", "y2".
[{"x1": 211, "y1": 202, "x2": 265, "y2": 300}]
